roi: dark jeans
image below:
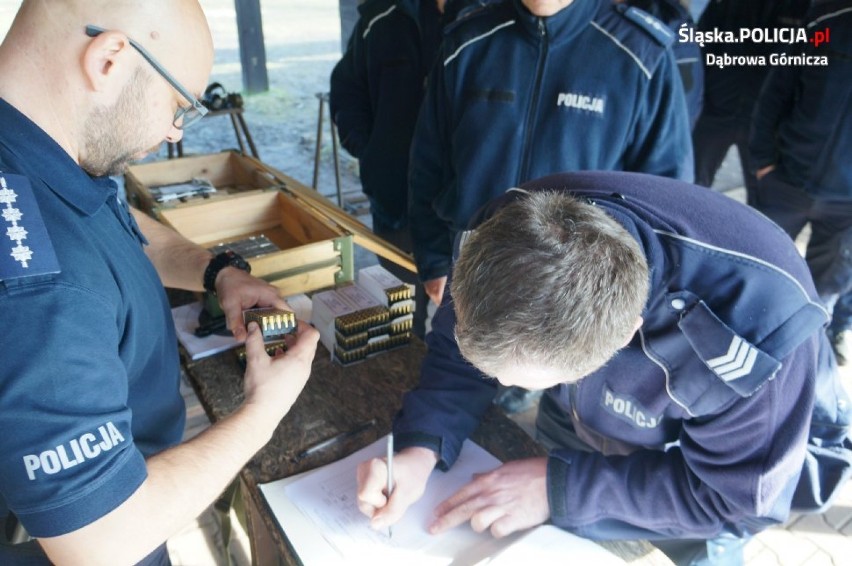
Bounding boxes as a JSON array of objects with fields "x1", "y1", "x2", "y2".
[
  {"x1": 535, "y1": 393, "x2": 748, "y2": 566},
  {"x1": 755, "y1": 171, "x2": 852, "y2": 332},
  {"x1": 370, "y1": 199, "x2": 428, "y2": 338},
  {"x1": 692, "y1": 113, "x2": 758, "y2": 207}
]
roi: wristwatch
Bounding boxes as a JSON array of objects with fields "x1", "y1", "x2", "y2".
[{"x1": 203, "y1": 250, "x2": 251, "y2": 294}]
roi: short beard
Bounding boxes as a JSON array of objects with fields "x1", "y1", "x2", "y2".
[{"x1": 81, "y1": 68, "x2": 151, "y2": 177}]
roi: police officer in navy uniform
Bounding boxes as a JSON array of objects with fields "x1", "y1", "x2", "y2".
[
  {"x1": 330, "y1": 0, "x2": 446, "y2": 338},
  {"x1": 0, "y1": 1, "x2": 318, "y2": 563},
  {"x1": 408, "y1": 0, "x2": 693, "y2": 310},
  {"x1": 356, "y1": 171, "x2": 852, "y2": 565},
  {"x1": 408, "y1": 0, "x2": 693, "y2": 413}
]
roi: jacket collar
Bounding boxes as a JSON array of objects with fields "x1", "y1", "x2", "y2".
[
  {"x1": 510, "y1": 0, "x2": 598, "y2": 45},
  {"x1": 590, "y1": 196, "x2": 669, "y2": 318},
  {"x1": 0, "y1": 98, "x2": 115, "y2": 217}
]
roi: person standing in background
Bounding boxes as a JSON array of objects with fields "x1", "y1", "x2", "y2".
[
  {"x1": 408, "y1": 0, "x2": 693, "y2": 310},
  {"x1": 330, "y1": 0, "x2": 462, "y2": 337},
  {"x1": 691, "y1": 0, "x2": 811, "y2": 204},
  {"x1": 750, "y1": 0, "x2": 852, "y2": 365}
]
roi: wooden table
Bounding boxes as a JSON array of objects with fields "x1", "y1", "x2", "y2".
[{"x1": 184, "y1": 338, "x2": 672, "y2": 565}]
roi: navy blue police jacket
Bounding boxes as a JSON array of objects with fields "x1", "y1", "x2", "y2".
[
  {"x1": 749, "y1": 0, "x2": 852, "y2": 200},
  {"x1": 408, "y1": 0, "x2": 693, "y2": 282},
  {"x1": 330, "y1": 0, "x2": 443, "y2": 226},
  {"x1": 394, "y1": 171, "x2": 852, "y2": 539},
  {"x1": 626, "y1": 0, "x2": 703, "y2": 128}
]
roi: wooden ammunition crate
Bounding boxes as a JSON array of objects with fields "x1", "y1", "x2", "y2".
[
  {"x1": 159, "y1": 190, "x2": 353, "y2": 295},
  {"x1": 126, "y1": 153, "x2": 355, "y2": 296},
  {"x1": 125, "y1": 152, "x2": 279, "y2": 215}
]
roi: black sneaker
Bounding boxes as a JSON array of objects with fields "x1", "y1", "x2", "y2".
[
  {"x1": 832, "y1": 329, "x2": 851, "y2": 366},
  {"x1": 493, "y1": 386, "x2": 543, "y2": 414}
]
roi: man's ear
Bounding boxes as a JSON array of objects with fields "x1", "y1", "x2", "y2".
[
  {"x1": 81, "y1": 30, "x2": 136, "y2": 97},
  {"x1": 620, "y1": 316, "x2": 644, "y2": 348}
]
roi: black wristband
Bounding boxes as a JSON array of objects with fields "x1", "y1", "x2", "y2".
[{"x1": 203, "y1": 250, "x2": 251, "y2": 294}]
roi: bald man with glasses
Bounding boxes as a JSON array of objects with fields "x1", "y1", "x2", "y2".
[{"x1": 0, "y1": 1, "x2": 319, "y2": 564}]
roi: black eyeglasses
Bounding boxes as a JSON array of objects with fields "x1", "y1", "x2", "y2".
[{"x1": 85, "y1": 24, "x2": 208, "y2": 129}]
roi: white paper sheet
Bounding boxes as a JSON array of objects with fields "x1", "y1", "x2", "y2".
[
  {"x1": 171, "y1": 302, "x2": 239, "y2": 361},
  {"x1": 260, "y1": 436, "x2": 627, "y2": 565},
  {"x1": 261, "y1": 437, "x2": 508, "y2": 565}
]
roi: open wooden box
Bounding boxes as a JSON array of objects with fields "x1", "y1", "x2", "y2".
[
  {"x1": 158, "y1": 190, "x2": 354, "y2": 295},
  {"x1": 125, "y1": 152, "x2": 418, "y2": 298},
  {"x1": 125, "y1": 152, "x2": 279, "y2": 215},
  {"x1": 126, "y1": 152, "x2": 355, "y2": 295}
]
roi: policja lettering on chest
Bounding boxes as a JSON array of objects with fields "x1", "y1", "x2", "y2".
[
  {"x1": 603, "y1": 388, "x2": 660, "y2": 429},
  {"x1": 556, "y1": 92, "x2": 606, "y2": 115},
  {"x1": 22, "y1": 421, "x2": 127, "y2": 480}
]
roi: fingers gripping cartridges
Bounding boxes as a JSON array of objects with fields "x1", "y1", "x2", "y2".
[
  {"x1": 243, "y1": 308, "x2": 297, "y2": 342},
  {"x1": 236, "y1": 308, "x2": 296, "y2": 366}
]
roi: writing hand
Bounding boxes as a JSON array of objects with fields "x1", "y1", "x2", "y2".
[
  {"x1": 430, "y1": 458, "x2": 550, "y2": 538},
  {"x1": 356, "y1": 446, "x2": 438, "y2": 530}
]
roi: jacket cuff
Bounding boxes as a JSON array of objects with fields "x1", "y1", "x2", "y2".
[
  {"x1": 418, "y1": 260, "x2": 451, "y2": 284},
  {"x1": 339, "y1": 131, "x2": 368, "y2": 159},
  {"x1": 392, "y1": 431, "x2": 448, "y2": 471},
  {"x1": 547, "y1": 451, "x2": 573, "y2": 526}
]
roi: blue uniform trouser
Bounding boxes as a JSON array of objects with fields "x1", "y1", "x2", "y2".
[
  {"x1": 755, "y1": 171, "x2": 852, "y2": 333},
  {"x1": 692, "y1": 113, "x2": 759, "y2": 207},
  {"x1": 535, "y1": 394, "x2": 748, "y2": 566}
]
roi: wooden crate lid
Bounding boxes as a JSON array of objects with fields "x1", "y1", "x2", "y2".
[{"x1": 245, "y1": 157, "x2": 417, "y2": 275}]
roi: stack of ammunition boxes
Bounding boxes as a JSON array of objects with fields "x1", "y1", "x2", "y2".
[{"x1": 311, "y1": 266, "x2": 415, "y2": 365}]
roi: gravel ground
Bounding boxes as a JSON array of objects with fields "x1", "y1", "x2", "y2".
[
  {"x1": 0, "y1": 0, "x2": 363, "y2": 203},
  {"x1": 184, "y1": 0, "x2": 363, "y2": 202}
]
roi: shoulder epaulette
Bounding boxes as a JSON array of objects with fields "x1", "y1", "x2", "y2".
[
  {"x1": 442, "y1": 1, "x2": 515, "y2": 65},
  {"x1": 0, "y1": 171, "x2": 60, "y2": 284},
  {"x1": 590, "y1": 2, "x2": 673, "y2": 79},
  {"x1": 357, "y1": 0, "x2": 402, "y2": 40},
  {"x1": 358, "y1": 0, "x2": 396, "y2": 17},
  {"x1": 615, "y1": 4, "x2": 675, "y2": 46},
  {"x1": 443, "y1": 0, "x2": 498, "y2": 31}
]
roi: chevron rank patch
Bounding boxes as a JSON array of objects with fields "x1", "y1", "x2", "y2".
[
  {"x1": 678, "y1": 299, "x2": 782, "y2": 397},
  {"x1": 0, "y1": 173, "x2": 60, "y2": 283}
]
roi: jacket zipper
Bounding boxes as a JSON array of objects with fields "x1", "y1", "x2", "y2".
[{"x1": 517, "y1": 18, "x2": 548, "y2": 183}]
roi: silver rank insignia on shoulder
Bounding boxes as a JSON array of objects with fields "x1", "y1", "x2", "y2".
[
  {"x1": 0, "y1": 173, "x2": 60, "y2": 283},
  {"x1": 678, "y1": 299, "x2": 782, "y2": 397}
]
